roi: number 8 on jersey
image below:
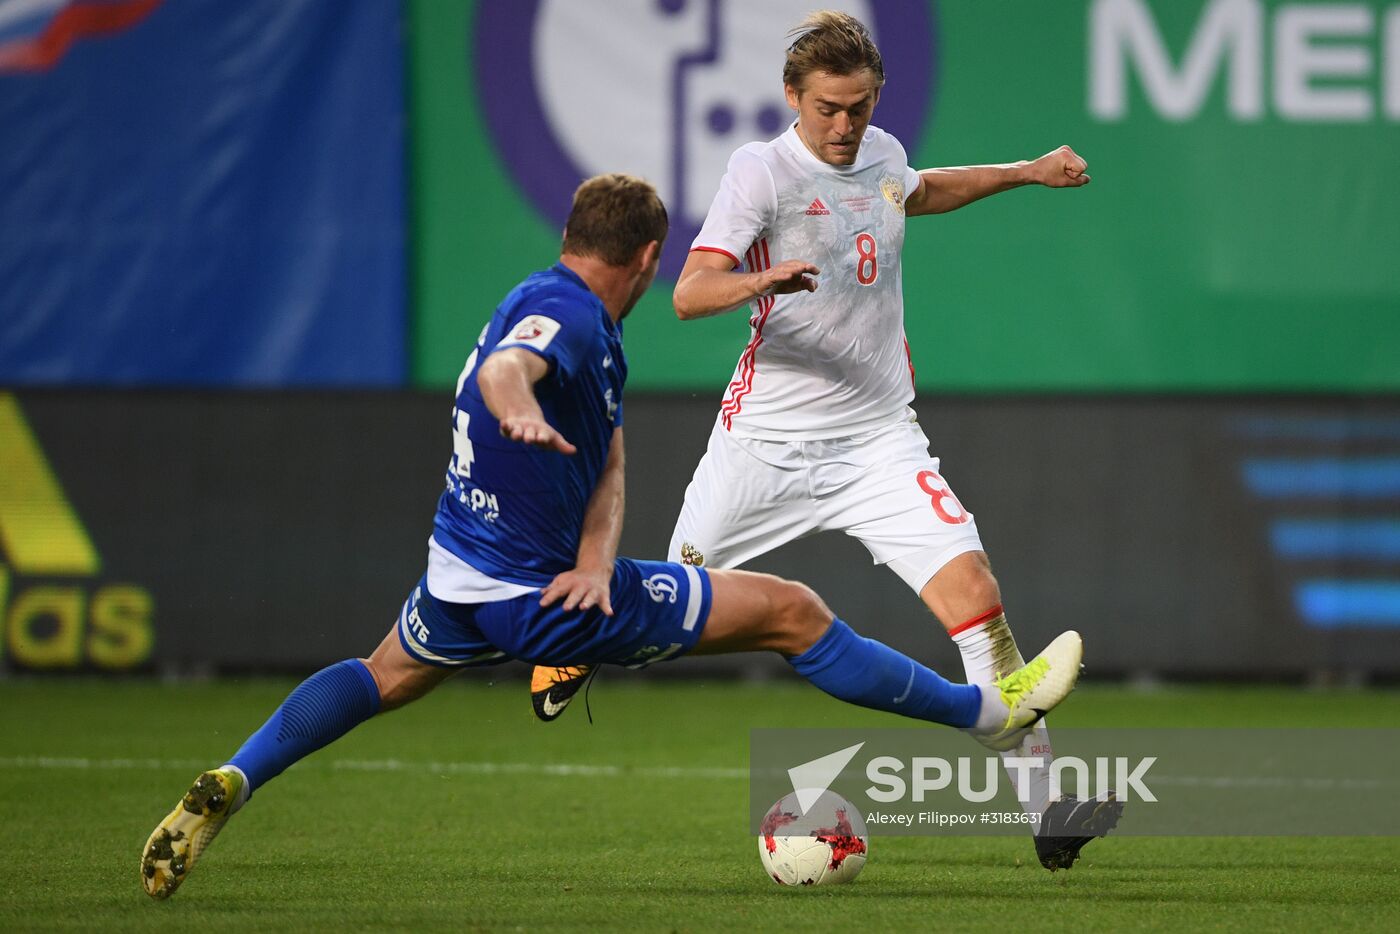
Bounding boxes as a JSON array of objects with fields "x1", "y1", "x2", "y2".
[{"x1": 855, "y1": 232, "x2": 877, "y2": 285}]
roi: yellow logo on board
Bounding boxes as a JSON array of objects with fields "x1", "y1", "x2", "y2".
[{"x1": 0, "y1": 393, "x2": 154, "y2": 670}]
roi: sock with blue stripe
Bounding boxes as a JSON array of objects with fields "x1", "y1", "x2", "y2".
[
  {"x1": 226, "y1": 659, "x2": 381, "y2": 797},
  {"x1": 788, "y1": 618, "x2": 981, "y2": 728}
]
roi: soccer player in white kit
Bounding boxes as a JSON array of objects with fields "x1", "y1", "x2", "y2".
[{"x1": 532, "y1": 11, "x2": 1121, "y2": 870}]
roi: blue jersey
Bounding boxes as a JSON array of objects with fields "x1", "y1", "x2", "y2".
[{"x1": 432, "y1": 263, "x2": 626, "y2": 586}]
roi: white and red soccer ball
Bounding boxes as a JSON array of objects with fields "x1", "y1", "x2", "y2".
[{"x1": 758, "y1": 790, "x2": 868, "y2": 887}]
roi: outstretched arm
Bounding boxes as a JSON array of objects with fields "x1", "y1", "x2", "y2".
[
  {"x1": 476, "y1": 347, "x2": 577, "y2": 454},
  {"x1": 540, "y1": 427, "x2": 625, "y2": 615},
  {"x1": 673, "y1": 249, "x2": 821, "y2": 320},
  {"x1": 905, "y1": 145, "x2": 1090, "y2": 217}
]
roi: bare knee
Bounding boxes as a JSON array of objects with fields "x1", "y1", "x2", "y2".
[
  {"x1": 963, "y1": 567, "x2": 1001, "y2": 614},
  {"x1": 921, "y1": 551, "x2": 1003, "y2": 628},
  {"x1": 694, "y1": 569, "x2": 835, "y2": 657},
  {"x1": 359, "y1": 656, "x2": 398, "y2": 711},
  {"x1": 957, "y1": 551, "x2": 1000, "y2": 598},
  {"x1": 361, "y1": 653, "x2": 448, "y2": 713},
  {"x1": 767, "y1": 578, "x2": 833, "y2": 657}
]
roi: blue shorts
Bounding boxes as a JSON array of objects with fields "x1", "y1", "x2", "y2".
[{"x1": 395, "y1": 558, "x2": 712, "y2": 669}]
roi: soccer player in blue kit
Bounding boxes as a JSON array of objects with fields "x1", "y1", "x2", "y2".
[{"x1": 140, "y1": 174, "x2": 1085, "y2": 900}]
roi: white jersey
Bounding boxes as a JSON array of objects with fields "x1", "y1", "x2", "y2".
[{"x1": 691, "y1": 123, "x2": 923, "y2": 440}]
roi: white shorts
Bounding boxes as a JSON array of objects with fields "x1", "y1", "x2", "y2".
[{"x1": 667, "y1": 412, "x2": 985, "y2": 592}]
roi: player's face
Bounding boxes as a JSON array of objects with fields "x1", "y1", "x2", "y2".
[{"x1": 785, "y1": 70, "x2": 881, "y2": 167}]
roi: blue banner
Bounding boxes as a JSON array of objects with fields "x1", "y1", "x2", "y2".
[{"x1": 0, "y1": 0, "x2": 405, "y2": 386}]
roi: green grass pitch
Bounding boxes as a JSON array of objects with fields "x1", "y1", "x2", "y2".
[{"x1": 2, "y1": 679, "x2": 1398, "y2": 931}]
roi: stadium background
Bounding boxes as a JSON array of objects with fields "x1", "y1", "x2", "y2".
[{"x1": 2, "y1": 0, "x2": 1398, "y2": 679}]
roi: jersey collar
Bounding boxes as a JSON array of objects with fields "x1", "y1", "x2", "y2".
[
  {"x1": 551, "y1": 261, "x2": 588, "y2": 291},
  {"x1": 550, "y1": 262, "x2": 621, "y2": 337},
  {"x1": 780, "y1": 122, "x2": 871, "y2": 175}
]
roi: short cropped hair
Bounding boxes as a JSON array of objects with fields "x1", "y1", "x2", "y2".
[
  {"x1": 561, "y1": 173, "x2": 668, "y2": 266},
  {"x1": 782, "y1": 10, "x2": 885, "y2": 90}
]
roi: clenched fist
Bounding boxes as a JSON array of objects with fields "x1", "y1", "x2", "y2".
[{"x1": 1028, "y1": 145, "x2": 1090, "y2": 188}]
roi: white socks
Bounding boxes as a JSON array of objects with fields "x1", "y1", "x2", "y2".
[
  {"x1": 973, "y1": 681, "x2": 1014, "y2": 731},
  {"x1": 952, "y1": 607, "x2": 1056, "y2": 817},
  {"x1": 220, "y1": 763, "x2": 252, "y2": 814}
]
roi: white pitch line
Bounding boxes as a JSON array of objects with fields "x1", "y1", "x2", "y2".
[
  {"x1": 331, "y1": 758, "x2": 749, "y2": 780},
  {"x1": 0, "y1": 755, "x2": 209, "y2": 771},
  {"x1": 0, "y1": 756, "x2": 1385, "y2": 791},
  {"x1": 1149, "y1": 774, "x2": 1388, "y2": 791},
  {"x1": 0, "y1": 755, "x2": 748, "y2": 780}
]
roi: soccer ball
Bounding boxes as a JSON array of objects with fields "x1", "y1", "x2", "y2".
[{"x1": 758, "y1": 789, "x2": 868, "y2": 887}]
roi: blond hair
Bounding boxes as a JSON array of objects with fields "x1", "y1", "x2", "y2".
[
  {"x1": 782, "y1": 10, "x2": 885, "y2": 90},
  {"x1": 562, "y1": 174, "x2": 668, "y2": 266}
]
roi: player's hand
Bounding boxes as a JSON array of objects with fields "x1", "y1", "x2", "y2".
[
  {"x1": 499, "y1": 415, "x2": 577, "y2": 454},
  {"x1": 756, "y1": 260, "x2": 820, "y2": 297},
  {"x1": 1028, "y1": 145, "x2": 1090, "y2": 188},
  {"x1": 540, "y1": 565, "x2": 614, "y2": 616}
]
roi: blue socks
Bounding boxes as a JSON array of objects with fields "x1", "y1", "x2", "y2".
[
  {"x1": 228, "y1": 659, "x2": 382, "y2": 794},
  {"x1": 789, "y1": 618, "x2": 981, "y2": 728},
  {"x1": 225, "y1": 627, "x2": 972, "y2": 798}
]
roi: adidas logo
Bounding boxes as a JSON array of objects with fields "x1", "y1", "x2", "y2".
[
  {"x1": 804, "y1": 197, "x2": 830, "y2": 216},
  {"x1": 0, "y1": 392, "x2": 155, "y2": 670}
]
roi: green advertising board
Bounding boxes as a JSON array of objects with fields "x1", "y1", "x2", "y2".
[{"x1": 411, "y1": 0, "x2": 1400, "y2": 391}]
